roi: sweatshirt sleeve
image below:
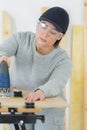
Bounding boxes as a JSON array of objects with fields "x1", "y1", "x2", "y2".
[
  {"x1": 0, "y1": 33, "x2": 21, "y2": 57},
  {"x1": 38, "y1": 57, "x2": 72, "y2": 98}
]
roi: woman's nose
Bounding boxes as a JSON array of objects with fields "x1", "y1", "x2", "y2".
[{"x1": 42, "y1": 29, "x2": 50, "y2": 37}]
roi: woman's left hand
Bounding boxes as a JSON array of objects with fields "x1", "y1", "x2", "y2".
[{"x1": 24, "y1": 89, "x2": 45, "y2": 102}]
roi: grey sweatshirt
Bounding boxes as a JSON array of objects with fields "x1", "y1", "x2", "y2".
[{"x1": 0, "y1": 32, "x2": 72, "y2": 98}]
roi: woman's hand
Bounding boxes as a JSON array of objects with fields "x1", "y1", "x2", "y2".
[
  {"x1": 24, "y1": 89, "x2": 45, "y2": 102},
  {"x1": 0, "y1": 55, "x2": 10, "y2": 67}
]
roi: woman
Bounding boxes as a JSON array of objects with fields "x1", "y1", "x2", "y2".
[{"x1": 0, "y1": 6, "x2": 72, "y2": 130}]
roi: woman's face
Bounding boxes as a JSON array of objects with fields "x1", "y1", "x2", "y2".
[{"x1": 35, "y1": 20, "x2": 63, "y2": 49}]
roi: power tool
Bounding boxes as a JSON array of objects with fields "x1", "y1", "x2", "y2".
[{"x1": 0, "y1": 61, "x2": 10, "y2": 97}]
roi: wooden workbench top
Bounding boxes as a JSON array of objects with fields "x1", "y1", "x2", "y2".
[{"x1": 0, "y1": 90, "x2": 68, "y2": 112}]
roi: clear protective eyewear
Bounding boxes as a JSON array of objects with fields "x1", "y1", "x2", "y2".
[{"x1": 37, "y1": 21, "x2": 62, "y2": 37}]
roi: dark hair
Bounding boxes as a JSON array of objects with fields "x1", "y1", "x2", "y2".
[{"x1": 54, "y1": 39, "x2": 62, "y2": 47}]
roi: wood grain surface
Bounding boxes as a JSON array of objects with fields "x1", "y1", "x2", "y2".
[{"x1": 0, "y1": 90, "x2": 68, "y2": 112}]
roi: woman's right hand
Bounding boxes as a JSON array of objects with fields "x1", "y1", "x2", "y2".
[{"x1": 0, "y1": 55, "x2": 10, "y2": 67}]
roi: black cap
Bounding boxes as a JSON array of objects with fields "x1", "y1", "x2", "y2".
[{"x1": 39, "y1": 7, "x2": 69, "y2": 33}]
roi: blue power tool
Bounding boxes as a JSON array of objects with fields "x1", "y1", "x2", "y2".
[{"x1": 0, "y1": 61, "x2": 10, "y2": 97}]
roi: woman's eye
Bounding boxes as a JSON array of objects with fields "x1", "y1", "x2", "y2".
[{"x1": 50, "y1": 31, "x2": 57, "y2": 35}]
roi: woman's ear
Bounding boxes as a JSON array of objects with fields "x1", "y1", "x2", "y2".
[{"x1": 57, "y1": 33, "x2": 63, "y2": 40}]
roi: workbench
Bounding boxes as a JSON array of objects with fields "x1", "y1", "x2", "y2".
[{"x1": 0, "y1": 90, "x2": 68, "y2": 130}]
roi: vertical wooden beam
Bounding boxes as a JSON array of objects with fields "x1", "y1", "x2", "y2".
[
  {"x1": 84, "y1": 24, "x2": 87, "y2": 127},
  {"x1": 60, "y1": 36, "x2": 66, "y2": 49},
  {"x1": 3, "y1": 125, "x2": 9, "y2": 130},
  {"x1": 84, "y1": 0, "x2": 87, "y2": 130},
  {"x1": 2, "y1": 11, "x2": 12, "y2": 40},
  {"x1": 41, "y1": 7, "x2": 49, "y2": 13},
  {"x1": 84, "y1": 24, "x2": 87, "y2": 130},
  {"x1": 70, "y1": 25, "x2": 84, "y2": 130}
]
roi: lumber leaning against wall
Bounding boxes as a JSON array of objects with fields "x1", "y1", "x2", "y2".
[
  {"x1": 84, "y1": 0, "x2": 87, "y2": 130},
  {"x1": 84, "y1": 26, "x2": 87, "y2": 130},
  {"x1": 2, "y1": 11, "x2": 12, "y2": 40},
  {"x1": 70, "y1": 25, "x2": 84, "y2": 130}
]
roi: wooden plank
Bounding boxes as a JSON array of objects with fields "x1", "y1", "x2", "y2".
[
  {"x1": 71, "y1": 25, "x2": 84, "y2": 89},
  {"x1": 0, "y1": 90, "x2": 68, "y2": 112},
  {"x1": 84, "y1": 25, "x2": 87, "y2": 102},
  {"x1": 84, "y1": 0, "x2": 87, "y2": 129},
  {"x1": 0, "y1": 106, "x2": 41, "y2": 113},
  {"x1": 2, "y1": 11, "x2": 12, "y2": 40},
  {"x1": 60, "y1": 36, "x2": 66, "y2": 49},
  {"x1": 0, "y1": 95, "x2": 68, "y2": 130},
  {"x1": 70, "y1": 25, "x2": 84, "y2": 130},
  {"x1": 84, "y1": 25, "x2": 87, "y2": 130},
  {"x1": 84, "y1": 106, "x2": 87, "y2": 130},
  {"x1": 70, "y1": 104, "x2": 84, "y2": 130},
  {"x1": 2, "y1": 11, "x2": 12, "y2": 70},
  {"x1": 35, "y1": 97, "x2": 68, "y2": 108},
  {"x1": 0, "y1": 96, "x2": 68, "y2": 112},
  {"x1": 41, "y1": 7, "x2": 49, "y2": 13},
  {"x1": 3, "y1": 125, "x2": 9, "y2": 130}
]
